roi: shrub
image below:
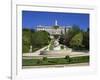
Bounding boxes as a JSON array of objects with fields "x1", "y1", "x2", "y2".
[
  {"x1": 65, "y1": 55, "x2": 70, "y2": 59},
  {"x1": 60, "y1": 45, "x2": 64, "y2": 49},
  {"x1": 65, "y1": 55, "x2": 70, "y2": 63},
  {"x1": 37, "y1": 59, "x2": 42, "y2": 64},
  {"x1": 43, "y1": 57, "x2": 48, "y2": 61}
]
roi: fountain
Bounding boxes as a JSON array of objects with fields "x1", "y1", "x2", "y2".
[
  {"x1": 40, "y1": 37, "x2": 72, "y2": 56},
  {"x1": 40, "y1": 20, "x2": 72, "y2": 56}
]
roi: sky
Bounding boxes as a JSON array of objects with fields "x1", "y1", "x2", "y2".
[{"x1": 22, "y1": 11, "x2": 89, "y2": 31}]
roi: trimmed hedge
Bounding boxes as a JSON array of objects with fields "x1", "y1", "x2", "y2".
[{"x1": 22, "y1": 56, "x2": 89, "y2": 66}]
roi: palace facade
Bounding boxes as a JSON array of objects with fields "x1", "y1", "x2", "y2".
[{"x1": 36, "y1": 20, "x2": 71, "y2": 35}]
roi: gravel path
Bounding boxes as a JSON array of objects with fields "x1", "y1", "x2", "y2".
[
  {"x1": 23, "y1": 51, "x2": 89, "y2": 59},
  {"x1": 23, "y1": 46, "x2": 48, "y2": 56}
]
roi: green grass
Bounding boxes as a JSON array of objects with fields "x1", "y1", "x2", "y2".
[{"x1": 22, "y1": 56, "x2": 89, "y2": 66}]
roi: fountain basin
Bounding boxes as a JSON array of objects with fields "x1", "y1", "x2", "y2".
[{"x1": 40, "y1": 48, "x2": 72, "y2": 56}]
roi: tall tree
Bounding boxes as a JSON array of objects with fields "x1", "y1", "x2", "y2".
[
  {"x1": 22, "y1": 28, "x2": 31, "y2": 53},
  {"x1": 32, "y1": 31, "x2": 50, "y2": 48},
  {"x1": 69, "y1": 32, "x2": 83, "y2": 49},
  {"x1": 65, "y1": 25, "x2": 81, "y2": 46},
  {"x1": 83, "y1": 28, "x2": 89, "y2": 50}
]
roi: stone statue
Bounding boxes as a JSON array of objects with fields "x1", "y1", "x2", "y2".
[
  {"x1": 54, "y1": 39, "x2": 59, "y2": 47},
  {"x1": 29, "y1": 45, "x2": 32, "y2": 53}
]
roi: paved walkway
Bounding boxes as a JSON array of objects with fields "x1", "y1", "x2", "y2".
[
  {"x1": 23, "y1": 46, "x2": 48, "y2": 56},
  {"x1": 23, "y1": 51, "x2": 89, "y2": 59},
  {"x1": 23, "y1": 43, "x2": 89, "y2": 59},
  {"x1": 69, "y1": 51, "x2": 89, "y2": 57}
]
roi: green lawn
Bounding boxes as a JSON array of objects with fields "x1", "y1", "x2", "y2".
[{"x1": 22, "y1": 56, "x2": 89, "y2": 66}]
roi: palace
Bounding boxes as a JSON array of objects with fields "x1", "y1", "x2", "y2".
[{"x1": 36, "y1": 20, "x2": 71, "y2": 35}]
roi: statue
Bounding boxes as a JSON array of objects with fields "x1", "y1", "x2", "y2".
[
  {"x1": 29, "y1": 45, "x2": 32, "y2": 53},
  {"x1": 54, "y1": 40, "x2": 59, "y2": 47}
]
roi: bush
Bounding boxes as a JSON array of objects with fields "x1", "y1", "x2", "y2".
[
  {"x1": 70, "y1": 56, "x2": 89, "y2": 63},
  {"x1": 65, "y1": 55, "x2": 70, "y2": 59},
  {"x1": 22, "y1": 56, "x2": 89, "y2": 66},
  {"x1": 60, "y1": 45, "x2": 64, "y2": 49},
  {"x1": 65, "y1": 55, "x2": 70, "y2": 63},
  {"x1": 37, "y1": 59, "x2": 42, "y2": 64},
  {"x1": 43, "y1": 57, "x2": 48, "y2": 61}
]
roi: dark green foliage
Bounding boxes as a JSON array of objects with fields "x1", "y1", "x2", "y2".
[
  {"x1": 22, "y1": 56, "x2": 89, "y2": 66},
  {"x1": 22, "y1": 29, "x2": 31, "y2": 53},
  {"x1": 22, "y1": 29, "x2": 51, "y2": 53},
  {"x1": 43, "y1": 57, "x2": 48, "y2": 61},
  {"x1": 65, "y1": 55, "x2": 70, "y2": 63},
  {"x1": 59, "y1": 34, "x2": 65, "y2": 45},
  {"x1": 37, "y1": 59, "x2": 42, "y2": 64},
  {"x1": 22, "y1": 29, "x2": 31, "y2": 45},
  {"x1": 32, "y1": 31, "x2": 50, "y2": 48},
  {"x1": 83, "y1": 28, "x2": 89, "y2": 50},
  {"x1": 69, "y1": 32, "x2": 83, "y2": 49},
  {"x1": 58, "y1": 25, "x2": 89, "y2": 50},
  {"x1": 59, "y1": 25, "x2": 81, "y2": 47},
  {"x1": 65, "y1": 25, "x2": 81, "y2": 46},
  {"x1": 60, "y1": 45, "x2": 64, "y2": 49},
  {"x1": 53, "y1": 35, "x2": 59, "y2": 39},
  {"x1": 70, "y1": 56, "x2": 89, "y2": 64},
  {"x1": 22, "y1": 45, "x2": 30, "y2": 53},
  {"x1": 65, "y1": 55, "x2": 70, "y2": 59}
]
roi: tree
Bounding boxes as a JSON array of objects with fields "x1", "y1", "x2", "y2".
[
  {"x1": 59, "y1": 34, "x2": 65, "y2": 45},
  {"x1": 22, "y1": 28, "x2": 31, "y2": 53},
  {"x1": 64, "y1": 25, "x2": 81, "y2": 46},
  {"x1": 32, "y1": 31, "x2": 50, "y2": 48},
  {"x1": 83, "y1": 28, "x2": 89, "y2": 50},
  {"x1": 22, "y1": 29, "x2": 31, "y2": 45},
  {"x1": 69, "y1": 32, "x2": 83, "y2": 49}
]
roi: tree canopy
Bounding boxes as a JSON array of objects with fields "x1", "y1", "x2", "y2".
[
  {"x1": 69, "y1": 32, "x2": 83, "y2": 49},
  {"x1": 22, "y1": 29, "x2": 31, "y2": 53},
  {"x1": 59, "y1": 25, "x2": 89, "y2": 50},
  {"x1": 32, "y1": 31, "x2": 50, "y2": 48}
]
